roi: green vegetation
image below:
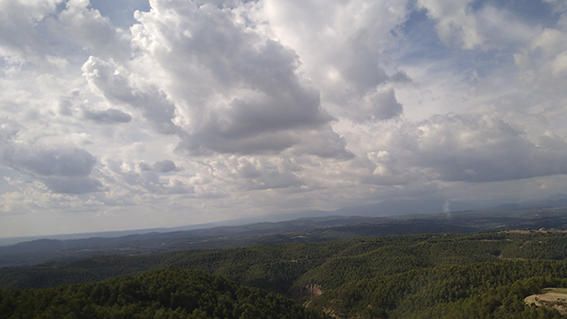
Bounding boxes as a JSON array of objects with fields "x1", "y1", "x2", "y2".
[
  {"x1": 3, "y1": 231, "x2": 567, "y2": 318},
  {"x1": 0, "y1": 268, "x2": 324, "y2": 319}
]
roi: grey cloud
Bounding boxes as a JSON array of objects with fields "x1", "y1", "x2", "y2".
[
  {"x1": 13, "y1": 148, "x2": 96, "y2": 177},
  {"x1": 354, "y1": 88, "x2": 403, "y2": 122},
  {"x1": 2, "y1": 144, "x2": 101, "y2": 194},
  {"x1": 233, "y1": 157, "x2": 303, "y2": 190},
  {"x1": 112, "y1": 160, "x2": 192, "y2": 194},
  {"x1": 59, "y1": 99, "x2": 74, "y2": 116},
  {"x1": 370, "y1": 89, "x2": 403, "y2": 120},
  {"x1": 127, "y1": 0, "x2": 347, "y2": 158},
  {"x1": 245, "y1": 172, "x2": 301, "y2": 190},
  {"x1": 342, "y1": 43, "x2": 390, "y2": 95},
  {"x1": 0, "y1": 0, "x2": 129, "y2": 63},
  {"x1": 177, "y1": 129, "x2": 296, "y2": 156},
  {"x1": 291, "y1": 127, "x2": 354, "y2": 159},
  {"x1": 0, "y1": 1, "x2": 60, "y2": 59},
  {"x1": 390, "y1": 71, "x2": 412, "y2": 83},
  {"x1": 379, "y1": 114, "x2": 567, "y2": 182},
  {"x1": 152, "y1": 160, "x2": 178, "y2": 173},
  {"x1": 138, "y1": 162, "x2": 151, "y2": 171},
  {"x1": 57, "y1": 0, "x2": 130, "y2": 60},
  {"x1": 84, "y1": 108, "x2": 132, "y2": 124},
  {"x1": 139, "y1": 160, "x2": 179, "y2": 173},
  {"x1": 0, "y1": 122, "x2": 21, "y2": 141},
  {"x1": 82, "y1": 56, "x2": 178, "y2": 134},
  {"x1": 5, "y1": 0, "x2": 567, "y2": 236},
  {"x1": 43, "y1": 176, "x2": 102, "y2": 194}
]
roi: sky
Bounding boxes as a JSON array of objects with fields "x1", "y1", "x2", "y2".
[{"x1": 2, "y1": 0, "x2": 567, "y2": 237}]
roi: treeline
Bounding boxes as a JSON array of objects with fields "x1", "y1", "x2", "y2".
[
  {"x1": 3, "y1": 232, "x2": 567, "y2": 318},
  {"x1": 297, "y1": 234, "x2": 567, "y2": 318},
  {"x1": 0, "y1": 268, "x2": 325, "y2": 319}
]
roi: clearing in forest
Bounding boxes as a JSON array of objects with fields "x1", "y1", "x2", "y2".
[{"x1": 524, "y1": 288, "x2": 567, "y2": 315}]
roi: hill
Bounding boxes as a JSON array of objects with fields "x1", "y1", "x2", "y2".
[
  {"x1": 0, "y1": 268, "x2": 323, "y2": 319},
  {"x1": 3, "y1": 208, "x2": 567, "y2": 268},
  {"x1": 4, "y1": 231, "x2": 567, "y2": 317}
]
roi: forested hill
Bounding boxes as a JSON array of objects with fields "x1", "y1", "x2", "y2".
[
  {"x1": 3, "y1": 231, "x2": 567, "y2": 318},
  {"x1": 0, "y1": 268, "x2": 324, "y2": 319}
]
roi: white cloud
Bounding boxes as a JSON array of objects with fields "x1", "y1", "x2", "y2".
[
  {"x1": 0, "y1": 0, "x2": 129, "y2": 64},
  {"x1": 417, "y1": 0, "x2": 482, "y2": 49},
  {"x1": 82, "y1": 56, "x2": 178, "y2": 134},
  {"x1": 2, "y1": 0, "x2": 567, "y2": 236},
  {"x1": 370, "y1": 114, "x2": 567, "y2": 182},
  {"x1": 114, "y1": 0, "x2": 350, "y2": 157},
  {"x1": 259, "y1": 0, "x2": 409, "y2": 120},
  {"x1": 417, "y1": 0, "x2": 538, "y2": 50}
]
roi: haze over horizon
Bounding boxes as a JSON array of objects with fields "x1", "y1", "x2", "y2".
[{"x1": 2, "y1": 0, "x2": 567, "y2": 237}]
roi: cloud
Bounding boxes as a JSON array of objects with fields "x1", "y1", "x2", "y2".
[
  {"x1": 214, "y1": 156, "x2": 303, "y2": 191},
  {"x1": 356, "y1": 88, "x2": 403, "y2": 122},
  {"x1": 82, "y1": 56, "x2": 178, "y2": 134},
  {"x1": 514, "y1": 23, "x2": 567, "y2": 81},
  {"x1": 0, "y1": 0, "x2": 62, "y2": 60},
  {"x1": 106, "y1": 159, "x2": 193, "y2": 195},
  {"x1": 260, "y1": 0, "x2": 409, "y2": 121},
  {"x1": 83, "y1": 108, "x2": 132, "y2": 124},
  {"x1": 139, "y1": 160, "x2": 179, "y2": 173},
  {"x1": 417, "y1": 0, "x2": 539, "y2": 50},
  {"x1": 43, "y1": 176, "x2": 102, "y2": 194},
  {"x1": 3, "y1": 0, "x2": 567, "y2": 235},
  {"x1": 374, "y1": 114, "x2": 567, "y2": 182},
  {"x1": 237, "y1": 158, "x2": 302, "y2": 190},
  {"x1": 0, "y1": 0, "x2": 128, "y2": 64},
  {"x1": 2, "y1": 143, "x2": 102, "y2": 194},
  {"x1": 416, "y1": 0, "x2": 481, "y2": 49},
  {"x1": 10, "y1": 147, "x2": 96, "y2": 177},
  {"x1": 121, "y1": 0, "x2": 349, "y2": 158}
]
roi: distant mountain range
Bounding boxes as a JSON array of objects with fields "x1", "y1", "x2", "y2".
[
  {"x1": 2, "y1": 203, "x2": 567, "y2": 267},
  {"x1": 4, "y1": 193, "x2": 567, "y2": 247}
]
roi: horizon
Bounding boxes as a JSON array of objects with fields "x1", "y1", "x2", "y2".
[
  {"x1": 3, "y1": 0, "x2": 567, "y2": 237},
  {"x1": 2, "y1": 195, "x2": 567, "y2": 241}
]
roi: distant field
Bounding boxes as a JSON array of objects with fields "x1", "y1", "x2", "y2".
[{"x1": 525, "y1": 288, "x2": 567, "y2": 315}]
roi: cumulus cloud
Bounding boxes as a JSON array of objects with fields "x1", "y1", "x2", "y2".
[
  {"x1": 0, "y1": 0, "x2": 61, "y2": 60},
  {"x1": 0, "y1": 0, "x2": 128, "y2": 64},
  {"x1": 372, "y1": 114, "x2": 567, "y2": 183},
  {"x1": 417, "y1": 0, "x2": 539, "y2": 50},
  {"x1": 233, "y1": 157, "x2": 302, "y2": 190},
  {"x1": 3, "y1": 0, "x2": 567, "y2": 235},
  {"x1": 514, "y1": 22, "x2": 567, "y2": 81},
  {"x1": 82, "y1": 56, "x2": 178, "y2": 134},
  {"x1": 106, "y1": 159, "x2": 193, "y2": 195},
  {"x1": 259, "y1": 0, "x2": 409, "y2": 121},
  {"x1": 122, "y1": 0, "x2": 349, "y2": 157}
]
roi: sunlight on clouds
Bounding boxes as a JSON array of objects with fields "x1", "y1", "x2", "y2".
[{"x1": 2, "y1": 0, "x2": 567, "y2": 235}]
